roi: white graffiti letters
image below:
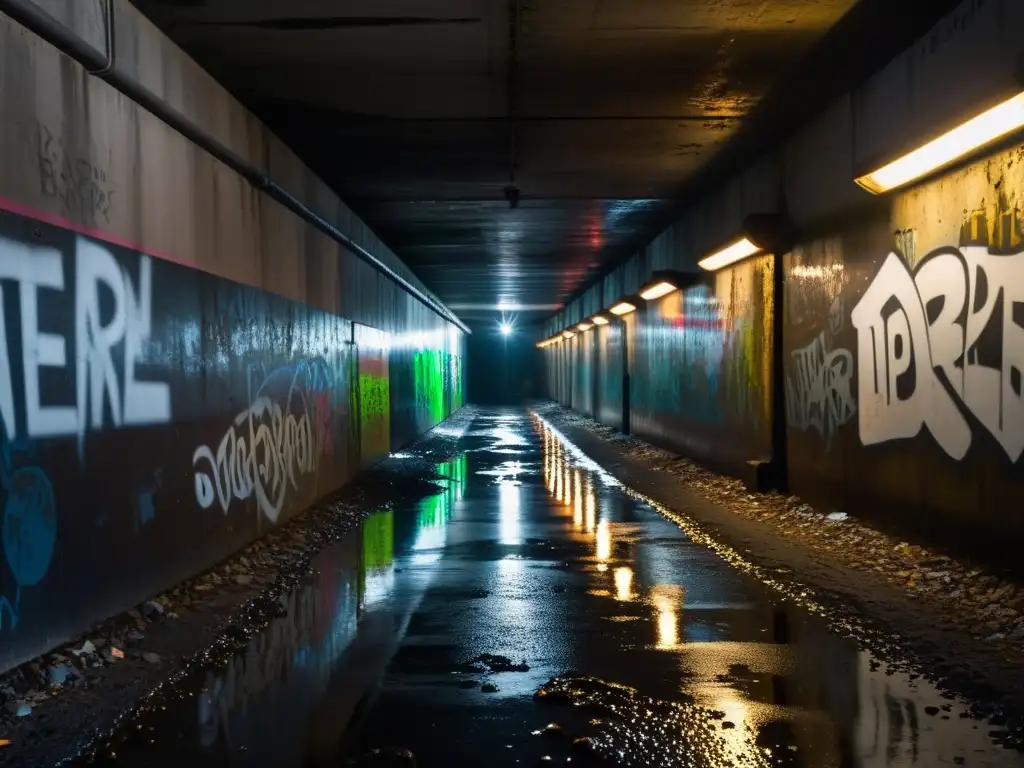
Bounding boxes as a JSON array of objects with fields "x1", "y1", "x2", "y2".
[
  {"x1": 193, "y1": 364, "x2": 336, "y2": 523},
  {"x1": 852, "y1": 247, "x2": 1024, "y2": 461},
  {"x1": 0, "y1": 236, "x2": 170, "y2": 442}
]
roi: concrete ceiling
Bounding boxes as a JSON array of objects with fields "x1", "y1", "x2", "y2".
[{"x1": 131, "y1": 0, "x2": 961, "y2": 328}]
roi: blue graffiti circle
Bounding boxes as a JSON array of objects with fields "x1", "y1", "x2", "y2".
[{"x1": 2, "y1": 467, "x2": 56, "y2": 587}]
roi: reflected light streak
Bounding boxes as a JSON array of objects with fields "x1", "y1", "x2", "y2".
[
  {"x1": 499, "y1": 482, "x2": 521, "y2": 544},
  {"x1": 614, "y1": 567, "x2": 633, "y2": 602},
  {"x1": 596, "y1": 520, "x2": 612, "y2": 561},
  {"x1": 651, "y1": 585, "x2": 684, "y2": 649},
  {"x1": 584, "y1": 480, "x2": 596, "y2": 534}
]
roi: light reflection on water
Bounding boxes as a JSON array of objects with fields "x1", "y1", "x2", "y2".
[{"x1": 533, "y1": 412, "x2": 1024, "y2": 767}]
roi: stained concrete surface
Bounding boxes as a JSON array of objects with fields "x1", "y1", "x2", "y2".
[{"x1": 72, "y1": 409, "x2": 1024, "y2": 767}]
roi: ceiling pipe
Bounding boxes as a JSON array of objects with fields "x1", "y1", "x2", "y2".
[{"x1": 0, "y1": 0, "x2": 472, "y2": 335}]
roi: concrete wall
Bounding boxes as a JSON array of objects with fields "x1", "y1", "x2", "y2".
[
  {"x1": 0, "y1": 6, "x2": 464, "y2": 672},
  {"x1": 542, "y1": 0, "x2": 1024, "y2": 558}
]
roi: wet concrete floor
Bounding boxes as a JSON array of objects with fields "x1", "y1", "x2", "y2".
[{"x1": 73, "y1": 409, "x2": 1024, "y2": 767}]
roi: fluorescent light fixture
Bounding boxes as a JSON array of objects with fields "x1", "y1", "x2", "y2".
[
  {"x1": 697, "y1": 237, "x2": 761, "y2": 271},
  {"x1": 577, "y1": 322, "x2": 592, "y2": 331},
  {"x1": 562, "y1": 330, "x2": 576, "y2": 339},
  {"x1": 856, "y1": 91, "x2": 1024, "y2": 194},
  {"x1": 639, "y1": 281, "x2": 677, "y2": 301},
  {"x1": 500, "y1": 322, "x2": 513, "y2": 336},
  {"x1": 609, "y1": 301, "x2": 636, "y2": 316},
  {"x1": 591, "y1": 314, "x2": 610, "y2": 326}
]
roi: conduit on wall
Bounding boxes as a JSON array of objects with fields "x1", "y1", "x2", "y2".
[{"x1": 0, "y1": 0, "x2": 472, "y2": 335}]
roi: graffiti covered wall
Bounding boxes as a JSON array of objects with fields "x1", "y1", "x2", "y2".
[
  {"x1": 785, "y1": 142, "x2": 1024, "y2": 549},
  {"x1": 629, "y1": 256, "x2": 774, "y2": 467},
  {"x1": 0, "y1": 204, "x2": 462, "y2": 673}
]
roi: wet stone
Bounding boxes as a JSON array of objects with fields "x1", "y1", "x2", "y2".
[{"x1": 481, "y1": 683, "x2": 499, "y2": 693}]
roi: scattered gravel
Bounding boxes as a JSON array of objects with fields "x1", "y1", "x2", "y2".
[{"x1": 538, "y1": 404, "x2": 1024, "y2": 666}]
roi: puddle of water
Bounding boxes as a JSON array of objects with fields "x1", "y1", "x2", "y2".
[
  {"x1": 530, "y1": 414, "x2": 1024, "y2": 768},
  {"x1": 73, "y1": 456, "x2": 469, "y2": 767}
]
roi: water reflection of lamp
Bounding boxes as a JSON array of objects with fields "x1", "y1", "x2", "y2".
[
  {"x1": 573, "y1": 472, "x2": 584, "y2": 528},
  {"x1": 564, "y1": 467, "x2": 572, "y2": 507},
  {"x1": 499, "y1": 481, "x2": 520, "y2": 544},
  {"x1": 596, "y1": 520, "x2": 612, "y2": 561},
  {"x1": 650, "y1": 584, "x2": 684, "y2": 649},
  {"x1": 614, "y1": 567, "x2": 633, "y2": 601},
  {"x1": 584, "y1": 480, "x2": 596, "y2": 534}
]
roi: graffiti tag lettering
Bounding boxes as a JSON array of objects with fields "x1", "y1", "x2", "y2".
[
  {"x1": 37, "y1": 123, "x2": 114, "y2": 225},
  {"x1": 192, "y1": 361, "x2": 340, "y2": 523},
  {"x1": 851, "y1": 246, "x2": 1024, "y2": 461},
  {"x1": 785, "y1": 326, "x2": 856, "y2": 445}
]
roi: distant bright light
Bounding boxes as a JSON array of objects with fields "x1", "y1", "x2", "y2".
[
  {"x1": 591, "y1": 315, "x2": 610, "y2": 326},
  {"x1": 500, "y1": 322, "x2": 513, "y2": 336}
]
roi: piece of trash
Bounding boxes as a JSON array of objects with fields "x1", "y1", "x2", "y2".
[
  {"x1": 71, "y1": 640, "x2": 96, "y2": 657},
  {"x1": 48, "y1": 664, "x2": 73, "y2": 685},
  {"x1": 0, "y1": 739, "x2": 10, "y2": 747},
  {"x1": 826, "y1": 511, "x2": 848, "y2": 522},
  {"x1": 110, "y1": 647, "x2": 125, "y2": 660}
]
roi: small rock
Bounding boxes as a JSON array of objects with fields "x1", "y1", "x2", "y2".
[
  {"x1": 141, "y1": 600, "x2": 165, "y2": 617},
  {"x1": 235, "y1": 574, "x2": 253, "y2": 586},
  {"x1": 127, "y1": 609, "x2": 142, "y2": 620},
  {"x1": 722, "y1": 721, "x2": 736, "y2": 729},
  {"x1": 126, "y1": 631, "x2": 145, "y2": 646},
  {"x1": 142, "y1": 652, "x2": 162, "y2": 665},
  {"x1": 986, "y1": 633, "x2": 1006, "y2": 642},
  {"x1": 925, "y1": 706, "x2": 940, "y2": 716},
  {"x1": 481, "y1": 683, "x2": 499, "y2": 693},
  {"x1": 826, "y1": 511, "x2": 848, "y2": 522}
]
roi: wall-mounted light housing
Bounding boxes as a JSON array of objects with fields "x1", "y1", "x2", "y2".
[
  {"x1": 697, "y1": 237, "x2": 761, "y2": 271},
  {"x1": 637, "y1": 270, "x2": 699, "y2": 301},
  {"x1": 591, "y1": 314, "x2": 610, "y2": 326},
  {"x1": 609, "y1": 301, "x2": 636, "y2": 316},
  {"x1": 577, "y1": 321, "x2": 593, "y2": 331},
  {"x1": 562, "y1": 330, "x2": 576, "y2": 339},
  {"x1": 698, "y1": 213, "x2": 799, "y2": 271},
  {"x1": 855, "y1": 90, "x2": 1024, "y2": 194}
]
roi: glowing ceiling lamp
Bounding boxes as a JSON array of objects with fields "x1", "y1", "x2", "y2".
[
  {"x1": 856, "y1": 91, "x2": 1024, "y2": 194},
  {"x1": 577, "y1": 321, "x2": 592, "y2": 331},
  {"x1": 697, "y1": 237, "x2": 761, "y2": 271},
  {"x1": 591, "y1": 314, "x2": 610, "y2": 326},
  {"x1": 698, "y1": 213, "x2": 799, "y2": 272},
  {"x1": 639, "y1": 281, "x2": 677, "y2": 300},
  {"x1": 637, "y1": 270, "x2": 696, "y2": 300},
  {"x1": 562, "y1": 330, "x2": 576, "y2": 339},
  {"x1": 609, "y1": 301, "x2": 636, "y2": 316}
]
